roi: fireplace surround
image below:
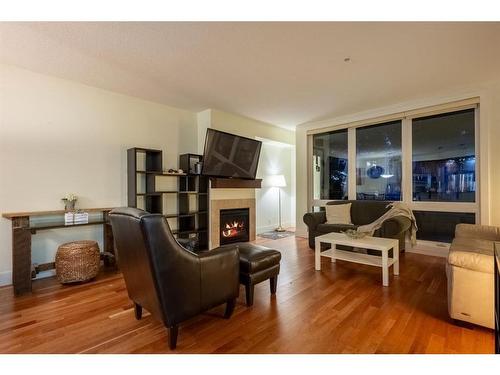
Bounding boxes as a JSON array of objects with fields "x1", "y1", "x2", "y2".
[
  {"x1": 220, "y1": 208, "x2": 250, "y2": 245},
  {"x1": 210, "y1": 197, "x2": 256, "y2": 248}
]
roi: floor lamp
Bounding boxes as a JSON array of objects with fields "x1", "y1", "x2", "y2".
[{"x1": 268, "y1": 175, "x2": 287, "y2": 232}]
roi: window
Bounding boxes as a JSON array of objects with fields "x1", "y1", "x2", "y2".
[
  {"x1": 356, "y1": 121, "x2": 402, "y2": 201},
  {"x1": 309, "y1": 103, "x2": 479, "y2": 244},
  {"x1": 313, "y1": 129, "x2": 348, "y2": 200},
  {"x1": 412, "y1": 109, "x2": 476, "y2": 202}
]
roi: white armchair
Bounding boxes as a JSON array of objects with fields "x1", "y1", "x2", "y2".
[{"x1": 446, "y1": 223, "x2": 500, "y2": 329}]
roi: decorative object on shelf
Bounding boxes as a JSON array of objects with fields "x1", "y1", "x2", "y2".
[
  {"x1": 180, "y1": 153, "x2": 203, "y2": 175},
  {"x1": 74, "y1": 211, "x2": 89, "y2": 224},
  {"x1": 64, "y1": 210, "x2": 89, "y2": 225},
  {"x1": 55, "y1": 240, "x2": 100, "y2": 284},
  {"x1": 166, "y1": 168, "x2": 184, "y2": 174},
  {"x1": 367, "y1": 165, "x2": 384, "y2": 179},
  {"x1": 194, "y1": 162, "x2": 203, "y2": 175},
  {"x1": 62, "y1": 193, "x2": 77, "y2": 211},
  {"x1": 64, "y1": 212, "x2": 74, "y2": 224},
  {"x1": 341, "y1": 229, "x2": 368, "y2": 239},
  {"x1": 266, "y1": 174, "x2": 287, "y2": 232}
]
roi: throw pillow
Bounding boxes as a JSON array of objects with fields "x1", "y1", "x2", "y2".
[{"x1": 325, "y1": 203, "x2": 353, "y2": 225}]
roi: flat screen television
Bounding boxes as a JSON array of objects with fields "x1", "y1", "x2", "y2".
[{"x1": 201, "y1": 129, "x2": 262, "y2": 179}]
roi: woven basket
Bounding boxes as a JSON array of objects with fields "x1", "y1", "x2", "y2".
[{"x1": 55, "y1": 240, "x2": 100, "y2": 284}]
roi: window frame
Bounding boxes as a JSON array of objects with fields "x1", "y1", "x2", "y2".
[{"x1": 308, "y1": 101, "x2": 480, "y2": 245}]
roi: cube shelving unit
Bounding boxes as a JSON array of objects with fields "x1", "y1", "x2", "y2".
[{"x1": 127, "y1": 148, "x2": 209, "y2": 251}]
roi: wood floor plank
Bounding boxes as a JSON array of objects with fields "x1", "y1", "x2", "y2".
[{"x1": 0, "y1": 236, "x2": 494, "y2": 353}]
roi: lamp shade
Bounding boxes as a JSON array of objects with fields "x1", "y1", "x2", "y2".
[{"x1": 266, "y1": 174, "x2": 286, "y2": 188}]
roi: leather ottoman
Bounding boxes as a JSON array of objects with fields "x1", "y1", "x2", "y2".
[{"x1": 233, "y1": 243, "x2": 282, "y2": 306}]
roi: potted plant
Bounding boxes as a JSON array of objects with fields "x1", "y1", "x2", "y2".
[{"x1": 62, "y1": 193, "x2": 77, "y2": 211}]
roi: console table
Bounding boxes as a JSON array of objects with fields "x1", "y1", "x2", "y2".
[{"x1": 2, "y1": 208, "x2": 116, "y2": 296}]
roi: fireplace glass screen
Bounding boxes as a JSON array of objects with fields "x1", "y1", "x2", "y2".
[{"x1": 220, "y1": 208, "x2": 250, "y2": 245}]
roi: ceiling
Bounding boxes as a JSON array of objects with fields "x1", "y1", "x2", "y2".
[{"x1": 1, "y1": 22, "x2": 500, "y2": 129}]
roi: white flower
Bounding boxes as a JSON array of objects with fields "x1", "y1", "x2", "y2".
[{"x1": 62, "y1": 193, "x2": 77, "y2": 202}]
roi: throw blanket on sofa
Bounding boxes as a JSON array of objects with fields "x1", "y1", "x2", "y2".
[{"x1": 357, "y1": 202, "x2": 418, "y2": 245}]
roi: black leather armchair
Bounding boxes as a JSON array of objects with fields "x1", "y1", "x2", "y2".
[{"x1": 109, "y1": 207, "x2": 239, "y2": 349}]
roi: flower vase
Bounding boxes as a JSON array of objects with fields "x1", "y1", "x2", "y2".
[{"x1": 64, "y1": 200, "x2": 76, "y2": 212}]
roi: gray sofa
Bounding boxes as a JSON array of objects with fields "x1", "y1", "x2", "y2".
[{"x1": 303, "y1": 200, "x2": 411, "y2": 252}]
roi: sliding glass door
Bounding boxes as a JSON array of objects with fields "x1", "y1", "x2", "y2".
[{"x1": 309, "y1": 105, "x2": 479, "y2": 244}]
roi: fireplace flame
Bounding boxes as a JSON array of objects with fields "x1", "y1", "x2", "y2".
[{"x1": 222, "y1": 220, "x2": 245, "y2": 238}]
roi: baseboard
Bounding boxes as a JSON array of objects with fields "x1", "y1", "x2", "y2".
[
  {"x1": 405, "y1": 240, "x2": 450, "y2": 258},
  {"x1": 0, "y1": 270, "x2": 12, "y2": 287},
  {"x1": 295, "y1": 229, "x2": 308, "y2": 238},
  {"x1": 0, "y1": 269, "x2": 60, "y2": 288}
]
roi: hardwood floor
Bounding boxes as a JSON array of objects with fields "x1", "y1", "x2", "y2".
[{"x1": 0, "y1": 236, "x2": 494, "y2": 354}]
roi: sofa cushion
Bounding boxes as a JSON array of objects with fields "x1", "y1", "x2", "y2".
[
  {"x1": 325, "y1": 203, "x2": 352, "y2": 224},
  {"x1": 448, "y1": 237, "x2": 494, "y2": 274},
  {"x1": 317, "y1": 223, "x2": 358, "y2": 233}
]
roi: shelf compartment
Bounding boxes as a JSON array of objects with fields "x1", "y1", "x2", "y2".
[
  {"x1": 145, "y1": 195, "x2": 162, "y2": 214},
  {"x1": 29, "y1": 219, "x2": 107, "y2": 232}
]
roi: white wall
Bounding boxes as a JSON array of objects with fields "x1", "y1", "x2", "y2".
[
  {"x1": 256, "y1": 141, "x2": 295, "y2": 233},
  {"x1": 295, "y1": 80, "x2": 500, "y2": 237},
  {"x1": 0, "y1": 64, "x2": 197, "y2": 285}
]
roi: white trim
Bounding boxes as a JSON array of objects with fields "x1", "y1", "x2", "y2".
[
  {"x1": 301, "y1": 94, "x2": 481, "y2": 133},
  {"x1": 475, "y1": 106, "x2": 481, "y2": 224},
  {"x1": 402, "y1": 117, "x2": 412, "y2": 203},
  {"x1": 307, "y1": 112, "x2": 404, "y2": 135},
  {"x1": 295, "y1": 229, "x2": 308, "y2": 238},
  {"x1": 307, "y1": 134, "x2": 313, "y2": 211},
  {"x1": 404, "y1": 101, "x2": 478, "y2": 119},
  {"x1": 347, "y1": 127, "x2": 356, "y2": 200},
  {"x1": 409, "y1": 201, "x2": 478, "y2": 213},
  {"x1": 477, "y1": 106, "x2": 490, "y2": 225},
  {"x1": 0, "y1": 270, "x2": 12, "y2": 287},
  {"x1": 35, "y1": 269, "x2": 56, "y2": 280},
  {"x1": 255, "y1": 136, "x2": 294, "y2": 148},
  {"x1": 312, "y1": 199, "x2": 334, "y2": 207}
]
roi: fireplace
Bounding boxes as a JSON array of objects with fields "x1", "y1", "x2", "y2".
[{"x1": 219, "y1": 208, "x2": 250, "y2": 245}]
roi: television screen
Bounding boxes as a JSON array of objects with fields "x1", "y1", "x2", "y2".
[{"x1": 201, "y1": 129, "x2": 262, "y2": 179}]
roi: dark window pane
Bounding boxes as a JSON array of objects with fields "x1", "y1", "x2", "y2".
[
  {"x1": 313, "y1": 129, "x2": 348, "y2": 200},
  {"x1": 412, "y1": 109, "x2": 475, "y2": 202},
  {"x1": 414, "y1": 211, "x2": 475, "y2": 243},
  {"x1": 356, "y1": 121, "x2": 402, "y2": 201}
]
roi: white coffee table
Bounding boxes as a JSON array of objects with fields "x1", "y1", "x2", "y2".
[{"x1": 315, "y1": 232, "x2": 399, "y2": 286}]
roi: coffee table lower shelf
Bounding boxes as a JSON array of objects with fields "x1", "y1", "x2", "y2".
[
  {"x1": 320, "y1": 248, "x2": 397, "y2": 268},
  {"x1": 315, "y1": 233, "x2": 399, "y2": 287}
]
